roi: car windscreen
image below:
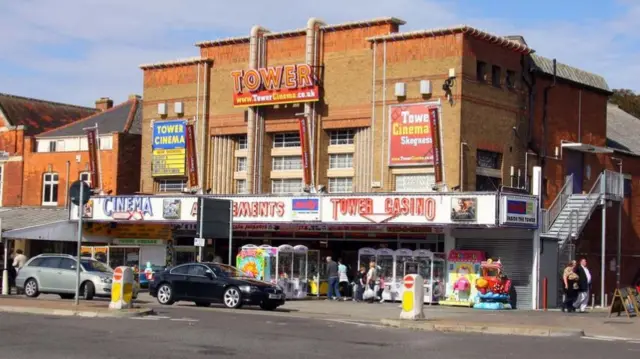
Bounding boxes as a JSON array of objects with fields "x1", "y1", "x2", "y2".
[{"x1": 81, "y1": 259, "x2": 112, "y2": 273}]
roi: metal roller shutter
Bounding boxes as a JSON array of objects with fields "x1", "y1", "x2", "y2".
[{"x1": 455, "y1": 238, "x2": 533, "y2": 309}]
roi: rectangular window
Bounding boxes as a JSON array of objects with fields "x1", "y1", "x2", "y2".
[
  {"x1": 99, "y1": 136, "x2": 113, "y2": 150},
  {"x1": 328, "y1": 177, "x2": 353, "y2": 193},
  {"x1": 272, "y1": 156, "x2": 302, "y2": 170},
  {"x1": 395, "y1": 174, "x2": 436, "y2": 192},
  {"x1": 624, "y1": 178, "x2": 632, "y2": 198},
  {"x1": 236, "y1": 157, "x2": 247, "y2": 172},
  {"x1": 476, "y1": 150, "x2": 502, "y2": 169},
  {"x1": 273, "y1": 133, "x2": 301, "y2": 148},
  {"x1": 492, "y1": 65, "x2": 501, "y2": 87},
  {"x1": 329, "y1": 130, "x2": 355, "y2": 145},
  {"x1": 506, "y1": 70, "x2": 516, "y2": 89},
  {"x1": 476, "y1": 61, "x2": 487, "y2": 82},
  {"x1": 48, "y1": 141, "x2": 57, "y2": 152},
  {"x1": 271, "y1": 179, "x2": 303, "y2": 194},
  {"x1": 476, "y1": 175, "x2": 502, "y2": 191},
  {"x1": 235, "y1": 179, "x2": 248, "y2": 194},
  {"x1": 237, "y1": 135, "x2": 248, "y2": 150},
  {"x1": 156, "y1": 179, "x2": 187, "y2": 193},
  {"x1": 42, "y1": 172, "x2": 59, "y2": 205},
  {"x1": 329, "y1": 153, "x2": 354, "y2": 169},
  {"x1": 79, "y1": 171, "x2": 91, "y2": 188}
]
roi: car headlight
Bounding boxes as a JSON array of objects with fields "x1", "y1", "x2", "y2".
[
  {"x1": 239, "y1": 285, "x2": 259, "y2": 293},
  {"x1": 100, "y1": 277, "x2": 112, "y2": 284}
]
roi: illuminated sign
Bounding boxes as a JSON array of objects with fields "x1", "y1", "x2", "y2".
[
  {"x1": 152, "y1": 120, "x2": 186, "y2": 177},
  {"x1": 231, "y1": 64, "x2": 320, "y2": 107}
]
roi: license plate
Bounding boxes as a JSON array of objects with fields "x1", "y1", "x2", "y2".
[{"x1": 268, "y1": 294, "x2": 282, "y2": 299}]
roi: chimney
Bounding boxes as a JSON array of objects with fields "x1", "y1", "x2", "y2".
[
  {"x1": 95, "y1": 97, "x2": 113, "y2": 111},
  {"x1": 128, "y1": 94, "x2": 142, "y2": 101}
]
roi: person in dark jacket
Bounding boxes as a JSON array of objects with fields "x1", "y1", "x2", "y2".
[
  {"x1": 573, "y1": 258, "x2": 592, "y2": 312},
  {"x1": 325, "y1": 256, "x2": 340, "y2": 300},
  {"x1": 562, "y1": 261, "x2": 579, "y2": 312}
]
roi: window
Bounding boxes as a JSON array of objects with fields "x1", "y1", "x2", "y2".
[
  {"x1": 506, "y1": 70, "x2": 516, "y2": 89},
  {"x1": 236, "y1": 157, "x2": 247, "y2": 172},
  {"x1": 40, "y1": 257, "x2": 62, "y2": 269},
  {"x1": 476, "y1": 175, "x2": 502, "y2": 191},
  {"x1": 237, "y1": 135, "x2": 248, "y2": 150},
  {"x1": 188, "y1": 265, "x2": 208, "y2": 276},
  {"x1": 236, "y1": 179, "x2": 248, "y2": 194},
  {"x1": 492, "y1": 65, "x2": 501, "y2": 87},
  {"x1": 476, "y1": 61, "x2": 487, "y2": 82},
  {"x1": 156, "y1": 178, "x2": 187, "y2": 193},
  {"x1": 80, "y1": 171, "x2": 91, "y2": 187},
  {"x1": 395, "y1": 174, "x2": 436, "y2": 192},
  {"x1": 272, "y1": 156, "x2": 302, "y2": 170},
  {"x1": 624, "y1": 178, "x2": 632, "y2": 198},
  {"x1": 27, "y1": 258, "x2": 44, "y2": 267},
  {"x1": 271, "y1": 179, "x2": 303, "y2": 194},
  {"x1": 99, "y1": 136, "x2": 113, "y2": 150},
  {"x1": 42, "y1": 172, "x2": 59, "y2": 205},
  {"x1": 58, "y1": 258, "x2": 76, "y2": 270},
  {"x1": 329, "y1": 130, "x2": 355, "y2": 145},
  {"x1": 170, "y1": 265, "x2": 191, "y2": 275},
  {"x1": 329, "y1": 153, "x2": 353, "y2": 169},
  {"x1": 273, "y1": 133, "x2": 300, "y2": 148},
  {"x1": 328, "y1": 177, "x2": 353, "y2": 193},
  {"x1": 476, "y1": 150, "x2": 502, "y2": 169}
]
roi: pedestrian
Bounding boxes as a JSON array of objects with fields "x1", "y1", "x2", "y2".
[
  {"x1": 12, "y1": 249, "x2": 27, "y2": 275},
  {"x1": 562, "y1": 260, "x2": 579, "y2": 312},
  {"x1": 573, "y1": 258, "x2": 591, "y2": 313},
  {"x1": 365, "y1": 261, "x2": 378, "y2": 303},
  {"x1": 325, "y1": 256, "x2": 340, "y2": 301},
  {"x1": 354, "y1": 265, "x2": 367, "y2": 302},
  {"x1": 337, "y1": 258, "x2": 349, "y2": 300}
]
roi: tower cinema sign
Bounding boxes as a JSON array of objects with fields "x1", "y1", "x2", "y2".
[{"x1": 231, "y1": 63, "x2": 320, "y2": 107}]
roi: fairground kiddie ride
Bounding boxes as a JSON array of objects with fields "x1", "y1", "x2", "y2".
[
  {"x1": 236, "y1": 244, "x2": 309, "y2": 299},
  {"x1": 473, "y1": 258, "x2": 512, "y2": 310}
]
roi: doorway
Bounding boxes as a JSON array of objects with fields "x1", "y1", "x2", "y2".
[{"x1": 564, "y1": 150, "x2": 584, "y2": 193}]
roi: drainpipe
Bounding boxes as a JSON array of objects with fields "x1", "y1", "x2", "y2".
[
  {"x1": 305, "y1": 17, "x2": 325, "y2": 191},
  {"x1": 65, "y1": 161, "x2": 70, "y2": 209},
  {"x1": 247, "y1": 25, "x2": 268, "y2": 194}
]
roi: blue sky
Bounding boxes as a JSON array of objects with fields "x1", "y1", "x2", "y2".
[{"x1": 0, "y1": 0, "x2": 638, "y2": 107}]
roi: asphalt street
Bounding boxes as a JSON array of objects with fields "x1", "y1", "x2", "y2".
[{"x1": 1, "y1": 307, "x2": 639, "y2": 359}]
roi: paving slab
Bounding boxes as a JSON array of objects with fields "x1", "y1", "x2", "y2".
[{"x1": 0, "y1": 297, "x2": 153, "y2": 318}]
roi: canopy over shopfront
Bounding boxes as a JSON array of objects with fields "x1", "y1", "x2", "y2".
[{"x1": 1, "y1": 207, "x2": 72, "y2": 241}]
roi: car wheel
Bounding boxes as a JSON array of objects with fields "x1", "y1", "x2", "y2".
[
  {"x1": 260, "y1": 302, "x2": 278, "y2": 311},
  {"x1": 156, "y1": 283, "x2": 175, "y2": 305},
  {"x1": 59, "y1": 294, "x2": 74, "y2": 300},
  {"x1": 223, "y1": 286, "x2": 242, "y2": 309},
  {"x1": 195, "y1": 301, "x2": 210, "y2": 307},
  {"x1": 82, "y1": 281, "x2": 95, "y2": 300},
  {"x1": 24, "y1": 278, "x2": 39, "y2": 298}
]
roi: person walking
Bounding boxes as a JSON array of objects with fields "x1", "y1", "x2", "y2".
[
  {"x1": 354, "y1": 265, "x2": 367, "y2": 302},
  {"x1": 573, "y1": 258, "x2": 591, "y2": 313},
  {"x1": 12, "y1": 249, "x2": 27, "y2": 275},
  {"x1": 562, "y1": 260, "x2": 579, "y2": 312},
  {"x1": 365, "y1": 261, "x2": 378, "y2": 303},
  {"x1": 337, "y1": 259, "x2": 349, "y2": 300},
  {"x1": 325, "y1": 256, "x2": 340, "y2": 301}
]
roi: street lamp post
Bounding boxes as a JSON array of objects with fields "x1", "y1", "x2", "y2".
[{"x1": 612, "y1": 157, "x2": 623, "y2": 289}]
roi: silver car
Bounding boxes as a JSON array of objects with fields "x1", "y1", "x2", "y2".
[{"x1": 16, "y1": 254, "x2": 134, "y2": 300}]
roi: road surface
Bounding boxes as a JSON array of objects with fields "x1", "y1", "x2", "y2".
[{"x1": 0, "y1": 307, "x2": 638, "y2": 359}]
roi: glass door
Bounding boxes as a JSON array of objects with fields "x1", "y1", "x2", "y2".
[{"x1": 109, "y1": 247, "x2": 140, "y2": 269}]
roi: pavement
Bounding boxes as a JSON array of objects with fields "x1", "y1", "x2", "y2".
[
  {"x1": 2, "y1": 308, "x2": 639, "y2": 358},
  {"x1": 0, "y1": 296, "x2": 153, "y2": 318}
]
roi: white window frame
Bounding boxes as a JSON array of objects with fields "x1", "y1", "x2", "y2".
[
  {"x1": 272, "y1": 156, "x2": 303, "y2": 171},
  {"x1": 235, "y1": 179, "x2": 248, "y2": 194},
  {"x1": 329, "y1": 130, "x2": 355, "y2": 145},
  {"x1": 328, "y1": 177, "x2": 353, "y2": 193},
  {"x1": 271, "y1": 179, "x2": 303, "y2": 194},
  {"x1": 237, "y1": 135, "x2": 248, "y2": 150},
  {"x1": 273, "y1": 133, "x2": 301, "y2": 148},
  {"x1": 42, "y1": 172, "x2": 59, "y2": 206},
  {"x1": 395, "y1": 174, "x2": 436, "y2": 193},
  {"x1": 236, "y1": 157, "x2": 248, "y2": 172},
  {"x1": 156, "y1": 178, "x2": 187, "y2": 193},
  {"x1": 329, "y1": 153, "x2": 353, "y2": 169},
  {"x1": 79, "y1": 171, "x2": 92, "y2": 188}
]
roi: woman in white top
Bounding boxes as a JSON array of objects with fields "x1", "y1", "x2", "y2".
[
  {"x1": 365, "y1": 261, "x2": 378, "y2": 303},
  {"x1": 337, "y1": 259, "x2": 349, "y2": 299}
]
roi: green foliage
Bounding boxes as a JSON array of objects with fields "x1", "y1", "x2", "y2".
[{"x1": 611, "y1": 89, "x2": 640, "y2": 119}]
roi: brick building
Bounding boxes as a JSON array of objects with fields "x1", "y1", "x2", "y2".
[
  {"x1": 1, "y1": 96, "x2": 143, "y2": 257},
  {"x1": 66, "y1": 17, "x2": 635, "y2": 308}
]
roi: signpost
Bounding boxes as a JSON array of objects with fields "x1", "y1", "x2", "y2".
[
  {"x1": 1, "y1": 219, "x2": 7, "y2": 296},
  {"x1": 196, "y1": 197, "x2": 233, "y2": 264},
  {"x1": 70, "y1": 180, "x2": 91, "y2": 305}
]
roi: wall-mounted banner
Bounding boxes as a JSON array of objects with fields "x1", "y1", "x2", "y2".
[
  {"x1": 499, "y1": 195, "x2": 538, "y2": 228},
  {"x1": 450, "y1": 197, "x2": 477, "y2": 222},
  {"x1": 152, "y1": 119, "x2": 186, "y2": 177},
  {"x1": 388, "y1": 102, "x2": 441, "y2": 167},
  {"x1": 185, "y1": 123, "x2": 198, "y2": 187},
  {"x1": 428, "y1": 107, "x2": 443, "y2": 183},
  {"x1": 291, "y1": 198, "x2": 320, "y2": 222},
  {"x1": 231, "y1": 64, "x2": 320, "y2": 107},
  {"x1": 85, "y1": 127, "x2": 100, "y2": 188}
]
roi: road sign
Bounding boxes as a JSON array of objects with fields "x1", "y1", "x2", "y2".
[
  {"x1": 69, "y1": 180, "x2": 91, "y2": 206},
  {"x1": 113, "y1": 267, "x2": 123, "y2": 282},
  {"x1": 404, "y1": 275, "x2": 414, "y2": 289},
  {"x1": 194, "y1": 238, "x2": 205, "y2": 247}
]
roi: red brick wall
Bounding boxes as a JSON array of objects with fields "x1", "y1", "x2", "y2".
[{"x1": 0, "y1": 128, "x2": 25, "y2": 206}]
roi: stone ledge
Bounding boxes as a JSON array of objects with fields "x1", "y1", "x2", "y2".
[
  {"x1": 380, "y1": 318, "x2": 585, "y2": 338},
  {"x1": 0, "y1": 305, "x2": 155, "y2": 318}
]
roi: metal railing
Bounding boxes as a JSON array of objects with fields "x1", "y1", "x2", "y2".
[
  {"x1": 602, "y1": 169, "x2": 624, "y2": 198},
  {"x1": 556, "y1": 173, "x2": 604, "y2": 249},
  {"x1": 543, "y1": 174, "x2": 573, "y2": 232}
]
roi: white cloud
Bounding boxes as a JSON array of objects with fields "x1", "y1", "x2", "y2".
[{"x1": 0, "y1": 0, "x2": 637, "y2": 106}]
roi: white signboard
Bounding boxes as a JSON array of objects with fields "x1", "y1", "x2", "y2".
[
  {"x1": 499, "y1": 195, "x2": 538, "y2": 228},
  {"x1": 193, "y1": 238, "x2": 205, "y2": 247}
]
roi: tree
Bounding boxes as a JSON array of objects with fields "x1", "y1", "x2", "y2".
[{"x1": 611, "y1": 89, "x2": 640, "y2": 119}]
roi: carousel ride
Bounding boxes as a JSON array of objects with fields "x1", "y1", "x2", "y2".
[{"x1": 473, "y1": 258, "x2": 512, "y2": 310}]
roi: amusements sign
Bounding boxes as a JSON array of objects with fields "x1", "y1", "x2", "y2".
[
  {"x1": 152, "y1": 120, "x2": 186, "y2": 177},
  {"x1": 231, "y1": 64, "x2": 320, "y2": 107},
  {"x1": 388, "y1": 102, "x2": 443, "y2": 171}
]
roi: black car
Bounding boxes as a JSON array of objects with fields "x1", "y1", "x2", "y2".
[{"x1": 149, "y1": 262, "x2": 285, "y2": 311}]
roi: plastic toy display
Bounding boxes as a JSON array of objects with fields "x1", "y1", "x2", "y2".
[
  {"x1": 439, "y1": 250, "x2": 485, "y2": 307},
  {"x1": 236, "y1": 244, "x2": 277, "y2": 281},
  {"x1": 413, "y1": 249, "x2": 445, "y2": 304},
  {"x1": 308, "y1": 250, "x2": 327, "y2": 296},
  {"x1": 376, "y1": 248, "x2": 395, "y2": 302},
  {"x1": 473, "y1": 259, "x2": 512, "y2": 310}
]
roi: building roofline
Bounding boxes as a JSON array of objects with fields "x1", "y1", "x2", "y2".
[
  {"x1": 195, "y1": 17, "x2": 406, "y2": 46},
  {"x1": 366, "y1": 25, "x2": 534, "y2": 54},
  {"x1": 0, "y1": 92, "x2": 97, "y2": 112},
  {"x1": 139, "y1": 57, "x2": 212, "y2": 70},
  {"x1": 35, "y1": 99, "x2": 135, "y2": 138}
]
